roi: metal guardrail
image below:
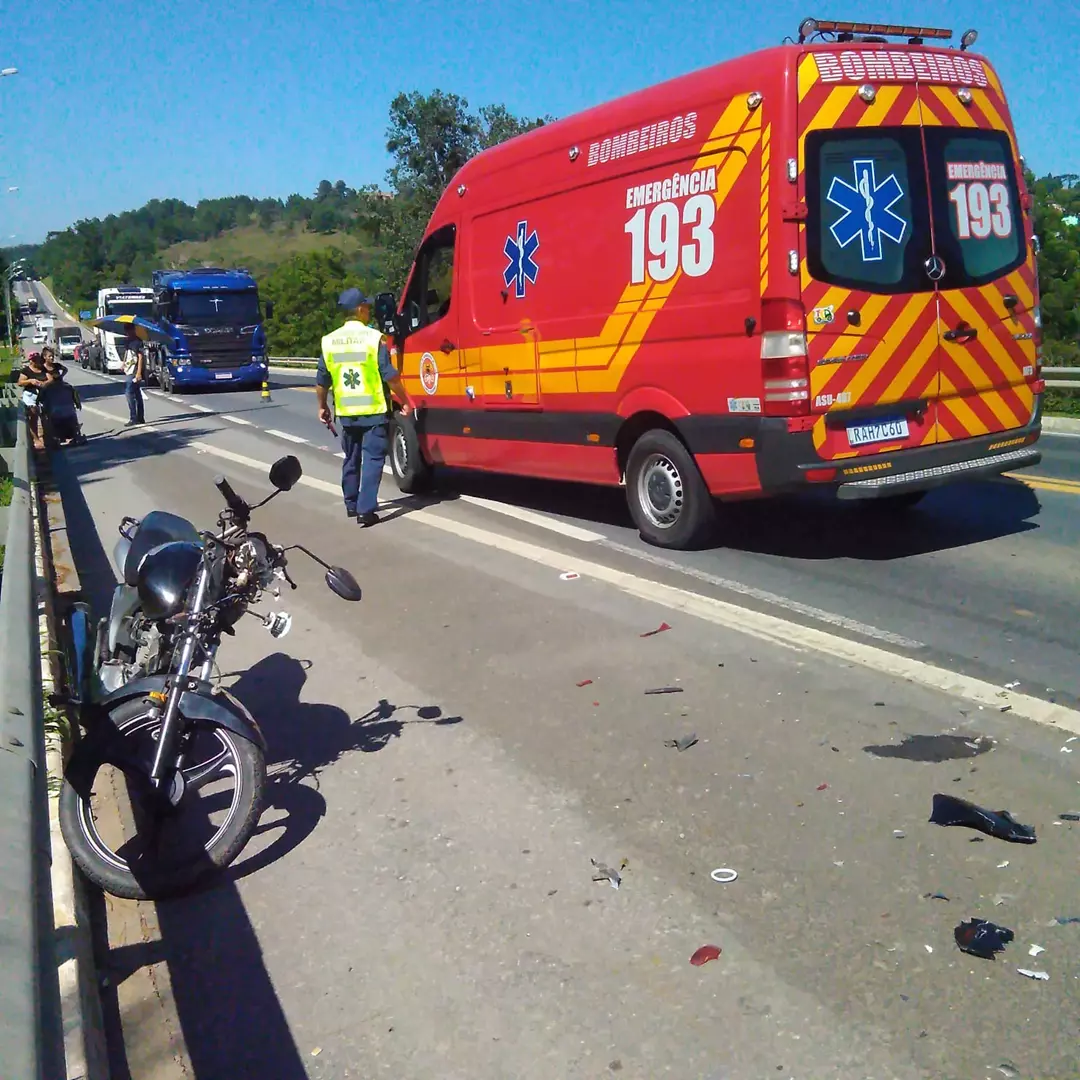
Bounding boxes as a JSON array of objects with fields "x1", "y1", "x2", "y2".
[
  {"x1": 268, "y1": 356, "x2": 318, "y2": 368},
  {"x1": 1043, "y1": 366, "x2": 1080, "y2": 391},
  {"x1": 0, "y1": 415, "x2": 60, "y2": 1080}
]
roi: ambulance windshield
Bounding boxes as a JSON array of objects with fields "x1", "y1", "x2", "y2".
[{"x1": 806, "y1": 127, "x2": 1025, "y2": 295}]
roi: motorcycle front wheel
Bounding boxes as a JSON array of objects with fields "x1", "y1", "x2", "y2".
[{"x1": 59, "y1": 697, "x2": 266, "y2": 900}]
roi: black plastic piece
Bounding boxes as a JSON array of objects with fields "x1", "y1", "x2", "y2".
[
  {"x1": 954, "y1": 918, "x2": 1014, "y2": 960},
  {"x1": 929, "y1": 793, "x2": 1036, "y2": 844}
]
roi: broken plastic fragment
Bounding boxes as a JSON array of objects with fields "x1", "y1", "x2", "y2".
[
  {"x1": 816, "y1": 783, "x2": 829, "y2": 791},
  {"x1": 640, "y1": 622, "x2": 671, "y2": 638},
  {"x1": 1059, "y1": 812, "x2": 1080, "y2": 822},
  {"x1": 1003, "y1": 680, "x2": 1020, "y2": 689},
  {"x1": 559, "y1": 571, "x2": 580, "y2": 581},
  {"x1": 663, "y1": 733, "x2": 698, "y2": 752},
  {"x1": 690, "y1": 944, "x2": 721, "y2": 966},
  {"x1": 1016, "y1": 968, "x2": 1049, "y2": 981},
  {"x1": 1054, "y1": 916, "x2": 1080, "y2": 925},
  {"x1": 645, "y1": 686, "x2": 684, "y2": 695},
  {"x1": 893, "y1": 830, "x2": 906, "y2": 838},
  {"x1": 954, "y1": 918, "x2": 1014, "y2": 960},
  {"x1": 576, "y1": 679, "x2": 593, "y2": 687},
  {"x1": 929, "y1": 793, "x2": 1036, "y2": 844},
  {"x1": 1028, "y1": 944, "x2": 1045, "y2": 957},
  {"x1": 924, "y1": 891, "x2": 950, "y2": 902},
  {"x1": 591, "y1": 858, "x2": 625, "y2": 890},
  {"x1": 924, "y1": 944, "x2": 933, "y2": 953}
]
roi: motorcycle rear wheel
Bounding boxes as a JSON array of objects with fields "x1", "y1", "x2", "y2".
[{"x1": 59, "y1": 697, "x2": 266, "y2": 900}]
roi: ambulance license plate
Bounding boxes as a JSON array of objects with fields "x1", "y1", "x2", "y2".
[
  {"x1": 846, "y1": 417, "x2": 909, "y2": 447},
  {"x1": 214, "y1": 372, "x2": 232, "y2": 380}
]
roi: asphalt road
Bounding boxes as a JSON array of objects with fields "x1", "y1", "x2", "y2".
[
  {"x1": 22, "y1": 268, "x2": 1080, "y2": 705},
  {"x1": 45, "y1": 344, "x2": 1080, "y2": 1080}
]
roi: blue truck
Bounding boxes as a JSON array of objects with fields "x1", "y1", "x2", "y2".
[{"x1": 147, "y1": 267, "x2": 273, "y2": 392}]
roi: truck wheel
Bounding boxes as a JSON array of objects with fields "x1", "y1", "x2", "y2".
[
  {"x1": 389, "y1": 412, "x2": 432, "y2": 494},
  {"x1": 625, "y1": 429, "x2": 715, "y2": 549}
]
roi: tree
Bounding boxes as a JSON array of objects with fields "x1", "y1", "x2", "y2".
[
  {"x1": 261, "y1": 248, "x2": 373, "y2": 356},
  {"x1": 369, "y1": 91, "x2": 552, "y2": 291}
]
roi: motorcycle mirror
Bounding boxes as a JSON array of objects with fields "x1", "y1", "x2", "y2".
[
  {"x1": 325, "y1": 566, "x2": 362, "y2": 602},
  {"x1": 269, "y1": 455, "x2": 302, "y2": 491}
]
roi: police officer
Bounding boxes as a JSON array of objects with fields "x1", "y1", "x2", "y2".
[{"x1": 317, "y1": 288, "x2": 414, "y2": 526}]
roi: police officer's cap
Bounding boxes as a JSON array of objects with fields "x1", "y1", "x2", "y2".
[{"x1": 338, "y1": 287, "x2": 372, "y2": 310}]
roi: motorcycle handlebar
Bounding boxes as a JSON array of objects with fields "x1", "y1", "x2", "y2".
[{"x1": 214, "y1": 475, "x2": 249, "y2": 517}]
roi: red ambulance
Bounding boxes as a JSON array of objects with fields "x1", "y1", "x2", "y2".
[{"x1": 376, "y1": 18, "x2": 1042, "y2": 549}]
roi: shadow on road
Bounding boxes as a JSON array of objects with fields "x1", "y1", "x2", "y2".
[{"x1": 436, "y1": 467, "x2": 1043, "y2": 559}]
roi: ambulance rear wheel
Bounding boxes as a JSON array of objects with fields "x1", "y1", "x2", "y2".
[
  {"x1": 390, "y1": 412, "x2": 432, "y2": 494},
  {"x1": 626, "y1": 429, "x2": 715, "y2": 549}
]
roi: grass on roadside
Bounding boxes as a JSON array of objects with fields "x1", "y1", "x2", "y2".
[{"x1": 0, "y1": 473, "x2": 12, "y2": 507}]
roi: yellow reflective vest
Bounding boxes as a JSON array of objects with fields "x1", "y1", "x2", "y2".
[{"x1": 320, "y1": 321, "x2": 388, "y2": 417}]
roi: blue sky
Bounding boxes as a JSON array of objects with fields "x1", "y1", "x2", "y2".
[{"x1": 1, "y1": 0, "x2": 1075, "y2": 244}]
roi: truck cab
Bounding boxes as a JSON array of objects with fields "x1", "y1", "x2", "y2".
[{"x1": 149, "y1": 268, "x2": 272, "y2": 392}]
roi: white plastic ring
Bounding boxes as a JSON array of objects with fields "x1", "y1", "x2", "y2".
[{"x1": 710, "y1": 868, "x2": 738, "y2": 883}]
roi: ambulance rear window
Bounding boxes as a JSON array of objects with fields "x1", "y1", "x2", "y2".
[
  {"x1": 926, "y1": 130, "x2": 1024, "y2": 287},
  {"x1": 806, "y1": 129, "x2": 929, "y2": 294}
]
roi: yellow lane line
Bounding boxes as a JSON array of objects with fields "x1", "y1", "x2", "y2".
[{"x1": 1002, "y1": 472, "x2": 1080, "y2": 495}]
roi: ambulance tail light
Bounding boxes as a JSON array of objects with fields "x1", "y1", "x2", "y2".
[{"x1": 761, "y1": 300, "x2": 809, "y2": 416}]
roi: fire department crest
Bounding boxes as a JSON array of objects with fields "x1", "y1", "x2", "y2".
[{"x1": 420, "y1": 352, "x2": 439, "y2": 395}]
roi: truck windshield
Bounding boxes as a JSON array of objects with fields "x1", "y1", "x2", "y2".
[
  {"x1": 104, "y1": 300, "x2": 152, "y2": 318},
  {"x1": 805, "y1": 126, "x2": 1025, "y2": 295},
  {"x1": 174, "y1": 292, "x2": 261, "y2": 325}
]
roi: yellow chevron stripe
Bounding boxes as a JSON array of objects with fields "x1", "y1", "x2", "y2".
[
  {"x1": 879, "y1": 321, "x2": 939, "y2": 402},
  {"x1": 840, "y1": 295, "x2": 930, "y2": 404},
  {"x1": 928, "y1": 85, "x2": 979, "y2": 127},
  {"x1": 798, "y1": 56, "x2": 820, "y2": 101},
  {"x1": 971, "y1": 89, "x2": 1009, "y2": 134},
  {"x1": 937, "y1": 374, "x2": 989, "y2": 438},
  {"x1": 856, "y1": 84, "x2": 902, "y2": 127},
  {"x1": 944, "y1": 290, "x2": 1025, "y2": 381},
  {"x1": 1006, "y1": 270, "x2": 1034, "y2": 311},
  {"x1": 984, "y1": 64, "x2": 1005, "y2": 97}
]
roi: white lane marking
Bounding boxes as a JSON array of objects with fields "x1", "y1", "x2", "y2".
[
  {"x1": 168, "y1": 396, "x2": 186, "y2": 404},
  {"x1": 187, "y1": 440, "x2": 1080, "y2": 734},
  {"x1": 376, "y1": 463, "x2": 603, "y2": 542},
  {"x1": 82, "y1": 404, "x2": 125, "y2": 423},
  {"x1": 222, "y1": 415, "x2": 254, "y2": 426},
  {"x1": 188, "y1": 403, "x2": 214, "y2": 413},
  {"x1": 265, "y1": 429, "x2": 308, "y2": 444},
  {"x1": 602, "y1": 540, "x2": 923, "y2": 648}
]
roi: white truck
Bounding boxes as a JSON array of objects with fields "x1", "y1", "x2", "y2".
[
  {"x1": 53, "y1": 324, "x2": 82, "y2": 360},
  {"x1": 95, "y1": 285, "x2": 154, "y2": 373}
]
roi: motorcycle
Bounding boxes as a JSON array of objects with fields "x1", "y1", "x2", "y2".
[{"x1": 59, "y1": 455, "x2": 362, "y2": 900}]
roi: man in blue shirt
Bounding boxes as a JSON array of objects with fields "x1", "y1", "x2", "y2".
[{"x1": 316, "y1": 288, "x2": 413, "y2": 526}]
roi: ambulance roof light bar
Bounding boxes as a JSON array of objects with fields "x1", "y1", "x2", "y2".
[{"x1": 798, "y1": 18, "x2": 953, "y2": 45}]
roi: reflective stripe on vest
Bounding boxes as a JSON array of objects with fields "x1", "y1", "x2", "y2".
[{"x1": 321, "y1": 324, "x2": 388, "y2": 418}]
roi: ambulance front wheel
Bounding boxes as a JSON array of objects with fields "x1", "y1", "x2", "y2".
[
  {"x1": 390, "y1": 412, "x2": 433, "y2": 494},
  {"x1": 625, "y1": 429, "x2": 715, "y2": 550}
]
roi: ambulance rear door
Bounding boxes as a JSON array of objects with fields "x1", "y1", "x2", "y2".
[
  {"x1": 917, "y1": 77, "x2": 1038, "y2": 445},
  {"x1": 797, "y1": 58, "x2": 942, "y2": 461}
]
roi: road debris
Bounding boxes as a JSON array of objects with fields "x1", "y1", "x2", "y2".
[
  {"x1": 663, "y1": 733, "x2": 698, "y2": 752},
  {"x1": 1016, "y1": 968, "x2": 1049, "y2": 981},
  {"x1": 559, "y1": 571, "x2": 580, "y2": 581},
  {"x1": 1028, "y1": 944, "x2": 1045, "y2": 957},
  {"x1": 954, "y1": 918, "x2": 1014, "y2": 960},
  {"x1": 710, "y1": 868, "x2": 738, "y2": 883},
  {"x1": 893, "y1": 830, "x2": 906, "y2": 838},
  {"x1": 1054, "y1": 916, "x2": 1080, "y2": 925},
  {"x1": 816, "y1": 783, "x2": 829, "y2": 791},
  {"x1": 1062, "y1": 746, "x2": 1074, "y2": 754},
  {"x1": 929, "y1": 793, "x2": 1037, "y2": 844},
  {"x1": 923, "y1": 891, "x2": 950, "y2": 901},
  {"x1": 576, "y1": 679, "x2": 593, "y2": 687},
  {"x1": 690, "y1": 944, "x2": 721, "y2": 966},
  {"x1": 993, "y1": 894, "x2": 1016, "y2": 907},
  {"x1": 645, "y1": 686, "x2": 684, "y2": 695},
  {"x1": 640, "y1": 622, "x2": 671, "y2": 638},
  {"x1": 1058, "y1": 812, "x2": 1080, "y2": 821},
  {"x1": 997, "y1": 861, "x2": 1010, "y2": 869},
  {"x1": 591, "y1": 858, "x2": 626, "y2": 890}
]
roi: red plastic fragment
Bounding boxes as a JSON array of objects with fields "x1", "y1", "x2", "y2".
[
  {"x1": 640, "y1": 622, "x2": 672, "y2": 638},
  {"x1": 576, "y1": 679, "x2": 593, "y2": 687},
  {"x1": 817, "y1": 783, "x2": 829, "y2": 791},
  {"x1": 690, "y1": 944, "x2": 721, "y2": 967}
]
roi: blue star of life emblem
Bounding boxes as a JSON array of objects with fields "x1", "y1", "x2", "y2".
[
  {"x1": 827, "y1": 159, "x2": 907, "y2": 262},
  {"x1": 503, "y1": 220, "x2": 540, "y2": 298}
]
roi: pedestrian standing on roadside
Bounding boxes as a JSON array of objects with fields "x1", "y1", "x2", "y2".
[
  {"x1": 121, "y1": 326, "x2": 145, "y2": 427},
  {"x1": 316, "y1": 288, "x2": 414, "y2": 526},
  {"x1": 16, "y1": 349, "x2": 52, "y2": 445}
]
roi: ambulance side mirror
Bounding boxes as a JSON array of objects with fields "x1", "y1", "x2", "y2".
[{"x1": 374, "y1": 292, "x2": 398, "y2": 335}]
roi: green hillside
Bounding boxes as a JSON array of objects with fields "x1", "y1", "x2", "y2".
[{"x1": 158, "y1": 222, "x2": 377, "y2": 279}]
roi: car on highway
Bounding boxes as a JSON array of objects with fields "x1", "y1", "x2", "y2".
[{"x1": 32, "y1": 330, "x2": 47, "y2": 345}]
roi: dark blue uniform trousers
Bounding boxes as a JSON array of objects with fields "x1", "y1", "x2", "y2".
[{"x1": 341, "y1": 421, "x2": 389, "y2": 516}]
